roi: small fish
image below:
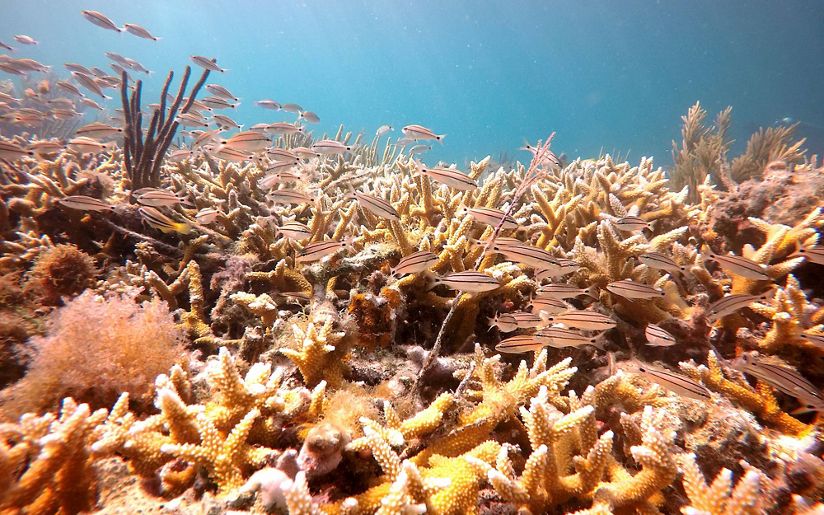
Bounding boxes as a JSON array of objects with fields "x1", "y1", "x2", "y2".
[
  {"x1": 135, "y1": 188, "x2": 187, "y2": 208},
  {"x1": 56, "y1": 80, "x2": 84, "y2": 97},
  {"x1": 417, "y1": 162, "x2": 477, "y2": 191},
  {"x1": 509, "y1": 311, "x2": 544, "y2": 329},
  {"x1": 466, "y1": 207, "x2": 518, "y2": 229},
  {"x1": 176, "y1": 113, "x2": 210, "y2": 128},
  {"x1": 409, "y1": 144, "x2": 430, "y2": 155},
  {"x1": 536, "y1": 284, "x2": 597, "y2": 300},
  {"x1": 528, "y1": 297, "x2": 570, "y2": 315},
  {"x1": 210, "y1": 145, "x2": 252, "y2": 162},
  {"x1": 545, "y1": 310, "x2": 616, "y2": 331},
  {"x1": 14, "y1": 35, "x2": 38, "y2": 45},
  {"x1": 644, "y1": 324, "x2": 677, "y2": 347},
  {"x1": 311, "y1": 139, "x2": 352, "y2": 155},
  {"x1": 495, "y1": 334, "x2": 551, "y2": 354},
  {"x1": 76, "y1": 122, "x2": 123, "y2": 139},
  {"x1": 638, "y1": 252, "x2": 686, "y2": 274},
  {"x1": 0, "y1": 41, "x2": 13, "y2": 51},
  {"x1": 195, "y1": 208, "x2": 220, "y2": 224},
  {"x1": 706, "y1": 253, "x2": 769, "y2": 280},
  {"x1": 790, "y1": 245, "x2": 824, "y2": 266},
  {"x1": 292, "y1": 146, "x2": 321, "y2": 159},
  {"x1": 256, "y1": 99, "x2": 281, "y2": 110},
  {"x1": 123, "y1": 23, "x2": 160, "y2": 41},
  {"x1": 706, "y1": 291, "x2": 772, "y2": 323},
  {"x1": 205, "y1": 84, "x2": 238, "y2": 101},
  {"x1": 109, "y1": 63, "x2": 128, "y2": 76},
  {"x1": 486, "y1": 242, "x2": 557, "y2": 269},
  {"x1": 212, "y1": 114, "x2": 242, "y2": 130},
  {"x1": 396, "y1": 137, "x2": 416, "y2": 146},
  {"x1": 29, "y1": 140, "x2": 65, "y2": 155},
  {"x1": 105, "y1": 52, "x2": 129, "y2": 65},
  {"x1": 353, "y1": 191, "x2": 400, "y2": 221},
  {"x1": 489, "y1": 313, "x2": 519, "y2": 333},
  {"x1": 431, "y1": 270, "x2": 500, "y2": 293},
  {"x1": 138, "y1": 206, "x2": 191, "y2": 234},
  {"x1": 263, "y1": 159, "x2": 300, "y2": 174},
  {"x1": 612, "y1": 216, "x2": 651, "y2": 232},
  {"x1": 168, "y1": 149, "x2": 194, "y2": 162},
  {"x1": 281, "y1": 103, "x2": 303, "y2": 114},
  {"x1": 536, "y1": 327, "x2": 602, "y2": 349},
  {"x1": 606, "y1": 279, "x2": 665, "y2": 300},
  {"x1": 402, "y1": 124, "x2": 445, "y2": 141},
  {"x1": 521, "y1": 143, "x2": 562, "y2": 168},
  {"x1": 125, "y1": 58, "x2": 151, "y2": 75},
  {"x1": 258, "y1": 170, "x2": 299, "y2": 190},
  {"x1": 58, "y1": 195, "x2": 114, "y2": 212},
  {"x1": 71, "y1": 72, "x2": 109, "y2": 99},
  {"x1": 296, "y1": 240, "x2": 346, "y2": 263},
  {"x1": 52, "y1": 108, "x2": 81, "y2": 120},
  {"x1": 267, "y1": 189, "x2": 312, "y2": 205},
  {"x1": 7, "y1": 57, "x2": 49, "y2": 73},
  {"x1": 390, "y1": 251, "x2": 438, "y2": 277},
  {"x1": 798, "y1": 332, "x2": 824, "y2": 349},
  {"x1": 733, "y1": 353, "x2": 823, "y2": 407},
  {"x1": 90, "y1": 67, "x2": 108, "y2": 77},
  {"x1": 64, "y1": 62, "x2": 93, "y2": 75},
  {"x1": 0, "y1": 63, "x2": 26, "y2": 76},
  {"x1": 534, "y1": 260, "x2": 580, "y2": 280},
  {"x1": 634, "y1": 363, "x2": 711, "y2": 401},
  {"x1": 67, "y1": 137, "x2": 111, "y2": 154},
  {"x1": 82, "y1": 10, "x2": 122, "y2": 32},
  {"x1": 267, "y1": 148, "x2": 298, "y2": 162},
  {"x1": 275, "y1": 221, "x2": 312, "y2": 240},
  {"x1": 299, "y1": 111, "x2": 320, "y2": 123},
  {"x1": 222, "y1": 131, "x2": 270, "y2": 153},
  {"x1": 375, "y1": 125, "x2": 393, "y2": 137},
  {"x1": 265, "y1": 122, "x2": 304, "y2": 135},
  {"x1": 191, "y1": 56, "x2": 226, "y2": 72},
  {"x1": 201, "y1": 96, "x2": 238, "y2": 110},
  {"x1": 0, "y1": 141, "x2": 35, "y2": 160},
  {"x1": 192, "y1": 128, "x2": 222, "y2": 148}
]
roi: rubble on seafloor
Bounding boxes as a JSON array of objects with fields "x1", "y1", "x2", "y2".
[{"x1": 0, "y1": 93, "x2": 823, "y2": 514}]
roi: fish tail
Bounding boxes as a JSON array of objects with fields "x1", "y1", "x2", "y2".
[
  {"x1": 436, "y1": 134, "x2": 446, "y2": 142},
  {"x1": 174, "y1": 222, "x2": 192, "y2": 235},
  {"x1": 584, "y1": 286, "x2": 599, "y2": 299}
]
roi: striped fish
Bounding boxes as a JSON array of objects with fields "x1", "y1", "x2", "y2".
[
  {"x1": 0, "y1": 140, "x2": 35, "y2": 160},
  {"x1": 265, "y1": 159, "x2": 300, "y2": 173},
  {"x1": 638, "y1": 252, "x2": 686, "y2": 274},
  {"x1": 706, "y1": 291, "x2": 771, "y2": 323},
  {"x1": 535, "y1": 259, "x2": 580, "y2": 280},
  {"x1": 76, "y1": 122, "x2": 123, "y2": 139},
  {"x1": 432, "y1": 270, "x2": 500, "y2": 293},
  {"x1": 267, "y1": 189, "x2": 312, "y2": 205},
  {"x1": 353, "y1": 192, "x2": 400, "y2": 221},
  {"x1": 644, "y1": 324, "x2": 677, "y2": 347},
  {"x1": 799, "y1": 332, "x2": 824, "y2": 349},
  {"x1": 201, "y1": 96, "x2": 238, "y2": 110},
  {"x1": 58, "y1": 195, "x2": 114, "y2": 212},
  {"x1": 258, "y1": 170, "x2": 301, "y2": 190},
  {"x1": 509, "y1": 311, "x2": 544, "y2": 329},
  {"x1": 635, "y1": 363, "x2": 711, "y2": 401},
  {"x1": 311, "y1": 139, "x2": 351, "y2": 154},
  {"x1": 68, "y1": 137, "x2": 112, "y2": 154},
  {"x1": 135, "y1": 188, "x2": 188, "y2": 208},
  {"x1": 138, "y1": 206, "x2": 191, "y2": 234},
  {"x1": 733, "y1": 354, "x2": 823, "y2": 407},
  {"x1": 495, "y1": 334, "x2": 551, "y2": 354},
  {"x1": 536, "y1": 284, "x2": 597, "y2": 300},
  {"x1": 213, "y1": 114, "x2": 242, "y2": 129},
  {"x1": 293, "y1": 146, "x2": 321, "y2": 159},
  {"x1": 536, "y1": 327, "x2": 602, "y2": 349},
  {"x1": 466, "y1": 207, "x2": 518, "y2": 230},
  {"x1": 276, "y1": 221, "x2": 312, "y2": 240},
  {"x1": 29, "y1": 140, "x2": 66, "y2": 155},
  {"x1": 545, "y1": 311, "x2": 616, "y2": 331},
  {"x1": 211, "y1": 145, "x2": 253, "y2": 163},
  {"x1": 791, "y1": 245, "x2": 824, "y2": 266},
  {"x1": 296, "y1": 240, "x2": 346, "y2": 263},
  {"x1": 195, "y1": 208, "x2": 220, "y2": 224},
  {"x1": 488, "y1": 242, "x2": 557, "y2": 269},
  {"x1": 606, "y1": 279, "x2": 665, "y2": 300},
  {"x1": 205, "y1": 84, "x2": 238, "y2": 101},
  {"x1": 528, "y1": 297, "x2": 570, "y2": 315},
  {"x1": 417, "y1": 163, "x2": 477, "y2": 191},
  {"x1": 706, "y1": 253, "x2": 769, "y2": 280},
  {"x1": 267, "y1": 147, "x2": 298, "y2": 162},
  {"x1": 612, "y1": 216, "x2": 651, "y2": 232},
  {"x1": 222, "y1": 131, "x2": 270, "y2": 153},
  {"x1": 402, "y1": 124, "x2": 445, "y2": 141},
  {"x1": 390, "y1": 251, "x2": 438, "y2": 277},
  {"x1": 265, "y1": 122, "x2": 304, "y2": 135},
  {"x1": 488, "y1": 313, "x2": 519, "y2": 333}
]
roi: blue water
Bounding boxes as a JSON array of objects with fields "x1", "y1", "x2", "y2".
[{"x1": 3, "y1": 0, "x2": 824, "y2": 166}]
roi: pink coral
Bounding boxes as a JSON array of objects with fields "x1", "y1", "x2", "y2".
[{"x1": 0, "y1": 291, "x2": 186, "y2": 418}]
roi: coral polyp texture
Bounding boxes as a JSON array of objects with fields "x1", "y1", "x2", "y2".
[{"x1": 0, "y1": 61, "x2": 822, "y2": 515}]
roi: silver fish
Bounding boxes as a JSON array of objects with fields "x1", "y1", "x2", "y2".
[
  {"x1": 790, "y1": 245, "x2": 824, "y2": 266},
  {"x1": 267, "y1": 189, "x2": 312, "y2": 205},
  {"x1": 376, "y1": 125, "x2": 393, "y2": 137},
  {"x1": 536, "y1": 284, "x2": 597, "y2": 300},
  {"x1": 266, "y1": 122, "x2": 304, "y2": 135},
  {"x1": 191, "y1": 56, "x2": 226, "y2": 72},
  {"x1": 138, "y1": 206, "x2": 191, "y2": 234},
  {"x1": 201, "y1": 96, "x2": 238, "y2": 110},
  {"x1": 58, "y1": 195, "x2": 114, "y2": 212},
  {"x1": 176, "y1": 113, "x2": 210, "y2": 128},
  {"x1": 417, "y1": 162, "x2": 477, "y2": 191},
  {"x1": 0, "y1": 141, "x2": 35, "y2": 160},
  {"x1": 489, "y1": 313, "x2": 519, "y2": 333},
  {"x1": 528, "y1": 297, "x2": 570, "y2": 315},
  {"x1": 353, "y1": 192, "x2": 400, "y2": 221},
  {"x1": 545, "y1": 310, "x2": 616, "y2": 331},
  {"x1": 281, "y1": 103, "x2": 303, "y2": 113},
  {"x1": 67, "y1": 137, "x2": 112, "y2": 154},
  {"x1": 402, "y1": 124, "x2": 445, "y2": 141},
  {"x1": 123, "y1": 23, "x2": 159, "y2": 41},
  {"x1": 390, "y1": 251, "x2": 438, "y2": 277},
  {"x1": 311, "y1": 139, "x2": 352, "y2": 155},
  {"x1": 644, "y1": 324, "x2": 677, "y2": 347},
  {"x1": 509, "y1": 311, "x2": 544, "y2": 329},
  {"x1": 0, "y1": 41, "x2": 13, "y2": 51},
  {"x1": 210, "y1": 145, "x2": 252, "y2": 163},
  {"x1": 256, "y1": 99, "x2": 281, "y2": 110},
  {"x1": 495, "y1": 334, "x2": 552, "y2": 354},
  {"x1": 267, "y1": 148, "x2": 298, "y2": 162},
  {"x1": 432, "y1": 270, "x2": 500, "y2": 293},
  {"x1": 71, "y1": 72, "x2": 109, "y2": 99},
  {"x1": 706, "y1": 291, "x2": 772, "y2": 323},
  {"x1": 733, "y1": 353, "x2": 823, "y2": 406},
  {"x1": 296, "y1": 240, "x2": 346, "y2": 263},
  {"x1": 222, "y1": 131, "x2": 270, "y2": 153},
  {"x1": 299, "y1": 111, "x2": 320, "y2": 123},
  {"x1": 486, "y1": 242, "x2": 557, "y2": 269},
  {"x1": 212, "y1": 114, "x2": 242, "y2": 129},
  {"x1": 135, "y1": 188, "x2": 187, "y2": 208},
  {"x1": 466, "y1": 207, "x2": 518, "y2": 229},
  {"x1": 706, "y1": 253, "x2": 769, "y2": 280},
  {"x1": 82, "y1": 10, "x2": 122, "y2": 32},
  {"x1": 105, "y1": 52, "x2": 129, "y2": 65},
  {"x1": 275, "y1": 221, "x2": 312, "y2": 240},
  {"x1": 14, "y1": 35, "x2": 38, "y2": 45},
  {"x1": 409, "y1": 144, "x2": 430, "y2": 155},
  {"x1": 56, "y1": 80, "x2": 84, "y2": 97},
  {"x1": 79, "y1": 98, "x2": 105, "y2": 111},
  {"x1": 29, "y1": 140, "x2": 65, "y2": 155},
  {"x1": 534, "y1": 260, "x2": 580, "y2": 280},
  {"x1": 612, "y1": 216, "x2": 651, "y2": 232},
  {"x1": 635, "y1": 363, "x2": 711, "y2": 401},
  {"x1": 292, "y1": 146, "x2": 320, "y2": 159},
  {"x1": 205, "y1": 84, "x2": 238, "y2": 101},
  {"x1": 65, "y1": 62, "x2": 93, "y2": 75},
  {"x1": 606, "y1": 279, "x2": 665, "y2": 300},
  {"x1": 638, "y1": 252, "x2": 686, "y2": 274},
  {"x1": 194, "y1": 208, "x2": 220, "y2": 224},
  {"x1": 76, "y1": 122, "x2": 123, "y2": 139},
  {"x1": 536, "y1": 327, "x2": 602, "y2": 349}
]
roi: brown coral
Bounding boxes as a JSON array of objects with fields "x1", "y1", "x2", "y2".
[{"x1": 26, "y1": 243, "x2": 97, "y2": 304}]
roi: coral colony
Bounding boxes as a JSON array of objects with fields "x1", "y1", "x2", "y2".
[{"x1": 1, "y1": 9, "x2": 824, "y2": 515}]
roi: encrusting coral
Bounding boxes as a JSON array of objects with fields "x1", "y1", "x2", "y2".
[{"x1": 0, "y1": 59, "x2": 822, "y2": 514}]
